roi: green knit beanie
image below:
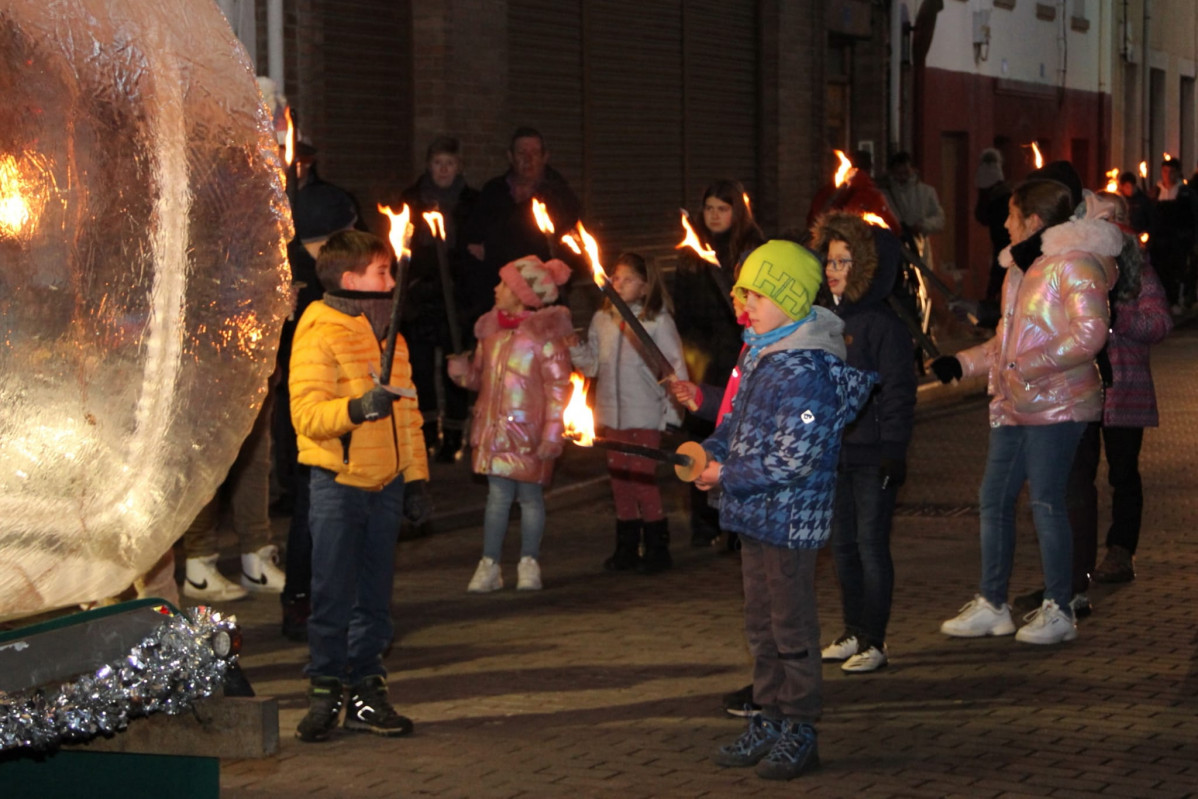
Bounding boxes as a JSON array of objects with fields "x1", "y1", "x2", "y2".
[{"x1": 733, "y1": 240, "x2": 823, "y2": 321}]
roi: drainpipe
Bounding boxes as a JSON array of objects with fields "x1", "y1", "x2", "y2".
[
  {"x1": 268, "y1": 0, "x2": 284, "y2": 89},
  {"x1": 1142, "y1": 0, "x2": 1151, "y2": 170}
]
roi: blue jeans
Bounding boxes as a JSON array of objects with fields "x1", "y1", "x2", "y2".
[
  {"x1": 306, "y1": 468, "x2": 404, "y2": 683},
  {"x1": 979, "y1": 422, "x2": 1085, "y2": 611},
  {"x1": 482, "y1": 476, "x2": 545, "y2": 561},
  {"x1": 830, "y1": 465, "x2": 898, "y2": 648}
]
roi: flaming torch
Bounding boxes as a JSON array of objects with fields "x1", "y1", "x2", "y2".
[
  {"x1": 1030, "y1": 141, "x2": 1044, "y2": 169},
  {"x1": 283, "y1": 106, "x2": 297, "y2": 205},
  {"x1": 562, "y1": 373, "x2": 708, "y2": 481},
  {"x1": 1140, "y1": 232, "x2": 1150, "y2": 245},
  {"x1": 676, "y1": 210, "x2": 736, "y2": 316},
  {"x1": 377, "y1": 203, "x2": 414, "y2": 383},
  {"x1": 833, "y1": 149, "x2": 854, "y2": 187},
  {"x1": 1104, "y1": 168, "x2": 1120, "y2": 193},
  {"x1": 532, "y1": 197, "x2": 557, "y2": 258},
  {"x1": 422, "y1": 210, "x2": 464, "y2": 355},
  {"x1": 564, "y1": 221, "x2": 695, "y2": 409},
  {"x1": 1139, "y1": 160, "x2": 1149, "y2": 191}
]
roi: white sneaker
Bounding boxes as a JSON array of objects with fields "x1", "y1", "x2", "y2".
[
  {"x1": 184, "y1": 554, "x2": 249, "y2": 602},
  {"x1": 467, "y1": 557, "x2": 503, "y2": 593},
  {"x1": 240, "y1": 545, "x2": 286, "y2": 593},
  {"x1": 940, "y1": 595, "x2": 1016, "y2": 637},
  {"x1": 842, "y1": 645, "x2": 888, "y2": 673},
  {"x1": 821, "y1": 634, "x2": 859, "y2": 662},
  {"x1": 517, "y1": 556, "x2": 542, "y2": 591},
  {"x1": 1015, "y1": 599, "x2": 1078, "y2": 644}
]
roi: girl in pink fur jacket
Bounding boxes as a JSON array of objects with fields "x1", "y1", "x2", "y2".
[{"x1": 448, "y1": 256, "x2": 573, "y2": 594}]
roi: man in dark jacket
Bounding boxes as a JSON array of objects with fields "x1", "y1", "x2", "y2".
[
  {"x1": 1149, "y1": 157, "x2": 1197, "y2": 312},
  {"x1": 463, "y1": 127, "x2": 581, "y2": 325}
]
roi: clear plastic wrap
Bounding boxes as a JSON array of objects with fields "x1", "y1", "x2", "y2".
[{"x1": 0, "y1": 0, "x2": 292, "y2": 619}]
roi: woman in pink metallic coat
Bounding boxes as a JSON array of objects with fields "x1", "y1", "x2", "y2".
[
  {"x1": 448, "y1": 255, "x2": 574, "y2": 593},
  {"x1": 932, "y1": 179, "x2": 1123, "y2": 645}
]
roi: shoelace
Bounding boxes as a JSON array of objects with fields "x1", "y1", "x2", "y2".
[
  {"x1": 730, "y1": 717, "x2": 776, "y2": 754},
  {"x1": 765, "y1": 723, "x2": 816, "y2": 763}
]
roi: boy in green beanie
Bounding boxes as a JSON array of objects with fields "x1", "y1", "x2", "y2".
[{"x1": 695, "y1": 240, "x2": 875, "y2": 781}]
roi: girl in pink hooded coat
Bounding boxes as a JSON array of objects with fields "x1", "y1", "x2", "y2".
[
  {"x1": 448, "y1": 256, "x2": 574, "y2": 593},
  {"x1": 932, "y1": 178, "x2": 1122, "y2": 646}
]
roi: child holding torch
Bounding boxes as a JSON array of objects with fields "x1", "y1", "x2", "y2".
[
  {"x1": 289, "y1": 230, "x2": 428, "y2": 742},
  {"x1": 696, "y1": 240, "x2": 875, "y2": 781},
  {"x1": 569, "y1": 252, "x2": 688, "y2": 574},
  {"x1": 447, "y1": 255, "x2": 574, "y2": 592}
]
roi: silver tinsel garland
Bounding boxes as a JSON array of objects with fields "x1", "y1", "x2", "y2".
[{"x1": 0, "y1": 606, "x2": 238, "y2": 752}]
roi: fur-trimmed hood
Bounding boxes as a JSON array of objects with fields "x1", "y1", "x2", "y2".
[
  {"x1": 473, "y1": 304, "x2": 574, "y2": 343},
  {"x1": 999, "y1": 217, "x2": 1123, "y2": 278},
  {"x1": 811, "y1": 212, "x2": 901, "y2": 310}
]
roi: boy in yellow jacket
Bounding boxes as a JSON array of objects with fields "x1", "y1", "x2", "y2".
[{"x1": 289, "y1": 230, "x2": 429, "y2": 742}]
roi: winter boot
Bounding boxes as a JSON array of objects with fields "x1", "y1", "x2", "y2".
[
  {"x1": 604, "y1": 519, "x2": 642, "y2": 571},
  {"x1": 436, "y1": 427, "x2": 463, "y2": 463},
  {"x1": 638, "y1": 518, "x2": 673, "y2": 574},
  {"x1": 295, "y1": 677, "x2": 344, "y2": 742},
  {"x1": 344, "y1": 675, "x2": 414, "y2": 736},
  {"x1": 280, "y1": 593, "x2": 310, "y2": 642}
]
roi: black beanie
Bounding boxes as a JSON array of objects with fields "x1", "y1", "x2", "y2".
[{"x1": 293, "y1": 182, "x2": 358, "y2": 243}]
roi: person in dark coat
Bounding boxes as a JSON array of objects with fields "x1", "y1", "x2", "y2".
[
  {"x1": 463, "y1": 127, "x2": 581, "y2": 327},
  {"x1": 398, "y1": 136, "x2": 480, "y2": 462},
  {"x1": 671, "y1": 178, "x2": 764, "y2": 549},
  {"x1": 1148, "y1": 157, "x2": 1197, "y2": 312},
  {"x1": 810, "y1": 213, "x2": 918, "y2": 674}
]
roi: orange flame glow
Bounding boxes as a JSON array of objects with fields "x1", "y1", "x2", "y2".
[
  {"x1": 742, "y1": 192, "x2": 752, "y2": 214},
  {"x1": 1140, "y1": 232, "x2": 1149, "y2": 244},
  {"x1": 562, "y1": 373, "x2": 595, "y2": 446},
  {"x1": 676, "y1": 212, "x2": 720, "y2": 265},
  {"x1": 377, "y1": 203, "x2": 413, "y2": 261},
  {"x1": 1030, "y1": 141, "x2": 1044, "y2": 169},
  {"x1": 423, "y1": 211, "x2": 446, "y2": 240},
  {"x1": 532, "y1": 198, "x2": 554, "y2": 234},
  {"x1": 1139, "y1": 161, "x2": 1148, "y2": 179},
  {"x1": 0, "y1": 152, "x2": 53, "y2": 241},
  {"x1": 567, "y1": 222, "x2": 606, "y2": 288},
  {"x1": 833, "y1": 150, "x2": 853, "y2": 187},
  {"x1": 860, "y1": 212, "x2": 889, "y2": 228},
  {"x1": 1104, "y1": 168, "x2": 1120, "y2": 193},
  {"x1": 1164, "y1": 152, "x2": 1173, "y2": 161},
  {"x1": 560, "y1": 234, "x2": 582, "y2": 255},
  {"x1": 284, "y1": 107, "x2": 295, "y2": 167}
]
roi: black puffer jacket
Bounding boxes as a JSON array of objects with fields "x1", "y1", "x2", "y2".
[{"x1": 814, "y1": 218, "x2": 917, "y2": 465}]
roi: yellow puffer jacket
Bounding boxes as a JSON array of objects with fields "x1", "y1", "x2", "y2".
[{"x1": 289, "y1": 300, "x2": 428, "y2": 489}]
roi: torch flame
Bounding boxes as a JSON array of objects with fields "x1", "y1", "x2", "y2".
[
  {"x1": 377, "y1": 203, "x2": 413, "y2": 261},
  {"x1": 742, "y1": 191, "x2": 753, "y2": 215},
  {"x1": 860, "y1": 212, "x2": 889, "y2": 228},
  {"x1": 560, "y1": 234, "x2": 582, "y2": 255},
  {"x1": 1164, "y1": 151, "x2": 1173, "y2": 161},
  {"x1": 833, "y1": 149, "x2": 853, "y2": 187},
  {"x1": 562, "y1": 373, "x2": 595, "y2": 446},
  {"x1": 676, "y1": 212, "x2": 720, "y2": 265},
  {"x1": 1140, "y1": 232, "x2": 1149, "y2": 244},
  {"x1": 1104, "y1": 167, "x2": 1120, "y2": 193},
  {"x1": 532, "y1": 198, "x2": 554, "y2": 234},
  {"x1": 569, "y1": 222, "x2": 607, "y2": 288},
  {"x1": 423, "y1": 210, "x2": 446, "y2": 240},
  {"x1": 1139, "y1": 161, "x2": 1148, "y2": 179},
  {"x1": 284, "y1": 107, "x2": 295, "y2": 167},
  {"x1": 1030, "y1": 141, "x2": 1044, "y2": 169}
]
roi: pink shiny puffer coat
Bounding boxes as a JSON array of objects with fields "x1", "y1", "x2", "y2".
[
  {"x1": 957, "y1": 218, "x2": 1122, "y2": 427},
  {"x1": 453, "y1": 305, "x2": 574, "y2": 485}
]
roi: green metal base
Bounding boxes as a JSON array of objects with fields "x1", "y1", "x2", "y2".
[{"x1": 0, "y1": 749, "x2": 218, "y2": 799}]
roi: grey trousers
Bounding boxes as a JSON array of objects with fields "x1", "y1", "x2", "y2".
[{"x1": 740, "y1": 535, "x2": 822, "y2": 723}]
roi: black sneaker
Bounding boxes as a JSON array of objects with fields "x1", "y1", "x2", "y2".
[
  {"x1": 344, "y1": 675, "x2": 414, "y2": 737},
  {"x1": 722, "y1": 683, "x2": 762, "y2": 717},
  {"x1": 755, "y1": 720, "x2": 820, "y2": 781},
  {"x1": 295, "y1": 677, "x2": 343, "y2": 742}
]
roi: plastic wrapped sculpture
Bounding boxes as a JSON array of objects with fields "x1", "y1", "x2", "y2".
[{"x1": 0, "y1": 0, "x2": 292, "y2": 619}]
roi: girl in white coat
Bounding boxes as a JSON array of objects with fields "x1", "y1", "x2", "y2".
[{"x1": 571, "y1": 253, "x2": 688, "y2": 573}]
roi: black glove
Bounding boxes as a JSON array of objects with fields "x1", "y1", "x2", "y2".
[
  {"x1": 347, "y1": 386, "x2": 395, "y2": 424},
  {"x1": 403, "y1": 479, "x2": 431, "y2": 525},
  {"x1": 930, "y1": 355, "x2": 963, "y2": 384},
  {"x1": 880, "y1": 457, "x2": 907, "y2": 489}
]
